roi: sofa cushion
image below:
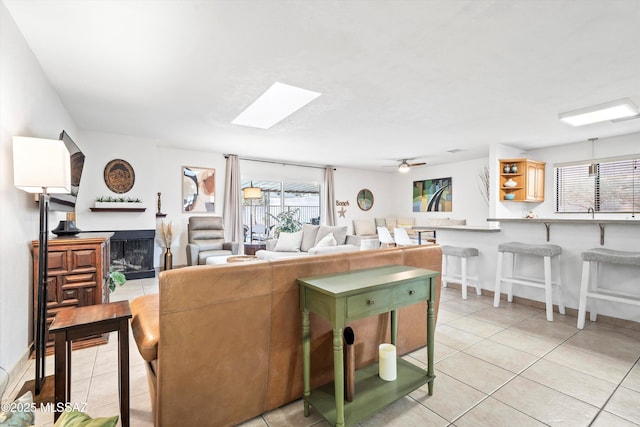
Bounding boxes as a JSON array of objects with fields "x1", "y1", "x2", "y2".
[
  {"x1": 353, "y1": 219, "x2": 376, "y2": 236},
  {"x1": 198, "y1": 249, "x2": 233, "y2": 264},
  {"x1": 385, "y1": 218, "x2": 397, "y2": 227},
  {"x1": 53, "y1": 410, "x2": 118, "y2": 427},
  {"x1": 374, "y1": 218, "x2": 386, "y2": 227},
  {"x1": 315, "y1": 225, "x2": 348, "y2": 246},
  {"x1": 255, "y1": 250, "x2": 309, "y2": 260},
  {"x1": 300, "y1": 224, "x2": 320, "y2": 252},
  {"x1": 274, "y1": 230, "x2": 303, "y2": 252},
  {"x1": 130, "y1": 294, "x2": 159, "y2": 362},
  {"x1": 314, "y1": 232, "x2": 337, "y2": 248},
  {"x1": 308, "y1": 244, "x2": 359, "y2": 256}
]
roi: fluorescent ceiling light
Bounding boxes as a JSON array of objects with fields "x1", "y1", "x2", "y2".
[
  {"x1": 559, "y1": 98, "x2": 639, "y2": 126},
  {"x1": 232, "y1": 82, "x2": 321, "y2": 129}
]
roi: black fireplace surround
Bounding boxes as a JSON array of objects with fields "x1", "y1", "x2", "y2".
[{"x1": 109, "y1": 229, "x2": 156, "y2": 279}]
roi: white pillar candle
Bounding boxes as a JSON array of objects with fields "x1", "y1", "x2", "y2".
[{"x1": 378, "y1": 343, "x2": 397, "y2": 381}]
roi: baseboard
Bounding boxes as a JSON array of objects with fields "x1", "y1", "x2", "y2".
[
  {"x1": 1, "y1": 346, "x2": 31, "y2": 401},
  {"x1": 444, "y1": 282, "x2": 640, "y2": 332}
]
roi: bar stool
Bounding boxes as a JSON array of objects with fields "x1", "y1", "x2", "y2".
[
  {"x1": 577, "y1": 248, "x2": 640, "y2": 329},
  {"x1": 441, "y1": 245, "x2": 480, "y2": 299},
  {"x1": 494, "y1": 242, "x2": 565, "y2": 321}
]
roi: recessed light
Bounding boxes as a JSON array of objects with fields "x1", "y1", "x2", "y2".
[
  {"x1": 232, "y1": 82, "x2": 321, "y2": 129},
  {"x1": 559, "y1": 98, "x2": 639, "y2": 126}
]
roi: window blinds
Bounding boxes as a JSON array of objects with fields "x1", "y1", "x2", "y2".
[{"x1": 555, "y1": 158, "x2": 639, "y2": 213}]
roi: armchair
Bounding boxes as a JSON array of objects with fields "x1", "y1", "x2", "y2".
[{"x1": 186, "y1": 216, "x2": 239, "y2": 265}]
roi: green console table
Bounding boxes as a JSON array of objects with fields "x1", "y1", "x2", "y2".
[{"x1": 298, "y1": 264, "x2": 438, "y2": 427}]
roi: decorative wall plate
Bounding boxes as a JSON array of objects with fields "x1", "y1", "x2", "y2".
[
  {"x1": 104, "y1": 159, "x2": 135, "y2": 193},
  {"x1": 357, "y1": 189, "x2": 374, "y2": 211}
]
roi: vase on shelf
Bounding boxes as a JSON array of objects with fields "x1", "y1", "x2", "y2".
[
  {"x1": 510, "y1": 164, "x2": 518, "y2": 173},
  {"x1": 164, "y1": 247, "x2": 173, "y2": 270},
  {"x1": 503, "y1": 165, "x2": 511, "y2": 173},
  {"x1": 504, "y1": 178, "x2": 517, "y2": 187}
]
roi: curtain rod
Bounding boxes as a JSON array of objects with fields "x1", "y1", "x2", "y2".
[{"x1": 225, "y1": 155, "x2": 335, "y2": 171}]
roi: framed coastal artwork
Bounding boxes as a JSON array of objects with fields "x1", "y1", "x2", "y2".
[
  {"x1": 182, "y1": 166, "x2": 215, "y2": 212},
  {"x1": 356, "y1": 188, "x2": 374, "y2": 211},
  {"x1": 412, "y1": 177, "x2": 452, "y2": 212}
]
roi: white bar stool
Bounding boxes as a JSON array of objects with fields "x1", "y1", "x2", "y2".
[
  {"x1": 577, "y1": 248, "x2": 640, "y2": 329},
  {"x1": 441, "y1": 245, "x2": 480, "y2": 299},
  {"x1": 494, "y1": 242, "x2": 565, "y2": 321}
]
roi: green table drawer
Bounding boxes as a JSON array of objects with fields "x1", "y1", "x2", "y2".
[
  {"x1": 393, "y1": 281, "x2": 430, "y2": 306},
  {"x1": 347, "y1": 288, "x2": 391, "y2": 318}
]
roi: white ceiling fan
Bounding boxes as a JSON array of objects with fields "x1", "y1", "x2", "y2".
[{"x1": 396, "y1": 158, "x2": 426, "y2": 173}]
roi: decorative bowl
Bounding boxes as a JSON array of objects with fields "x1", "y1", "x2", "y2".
[
  {"x1": 504, "y1": 178, "x2": 517, "y2": 188},
  {"x1": 504, "y1": 193, "x2": 516, "y2": 200}
]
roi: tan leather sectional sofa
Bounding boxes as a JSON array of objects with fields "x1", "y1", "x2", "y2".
[{"x1": 130, "y1": 245, "x2": 442, "y2": 426}]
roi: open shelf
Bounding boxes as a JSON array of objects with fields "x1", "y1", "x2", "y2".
[
  {"x1": 499, "y1": 158, "x2": 545, "y2": 202},
  {"x1": 90, "y1": 208, "x2": 146, "y2": 212},
  {"x1": 305, "y1": 359, "x2": 434, "y2": 426}
]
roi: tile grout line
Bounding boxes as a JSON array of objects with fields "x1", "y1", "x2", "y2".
[{"x1": 587, "y1": 355, "x2": 640, "y2": 426}]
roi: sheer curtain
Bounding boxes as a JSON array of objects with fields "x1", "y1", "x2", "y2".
[
  {"x1": 323, "y1": 166, "x2": 336, "y2": 226},
  {"x1": 223, "y1": 155, "x2": 243, "y2": 243}
]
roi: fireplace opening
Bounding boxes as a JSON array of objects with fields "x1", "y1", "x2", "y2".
[{"x1": 109, "y1": 230, "x2": 156, "y2": 279}]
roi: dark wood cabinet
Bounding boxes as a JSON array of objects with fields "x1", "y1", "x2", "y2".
[{"x1": 32, "y1": 232, "x2": 113, "y2": 350}]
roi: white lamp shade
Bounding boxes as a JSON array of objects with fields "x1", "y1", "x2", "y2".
[
  {"x1": 13, "y1": 136, "x2": 71, "y2": 193},
  {"x1": 243, "y1": 187, "x2": 262, "y2": 200}
]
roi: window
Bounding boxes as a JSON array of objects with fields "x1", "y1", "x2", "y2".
[
  {"x1": 555, "y1": 157, "x2": 640, "y2": 213},
  {"x1": 241, "y1": 180, "x2": 320, "y2": 241}
]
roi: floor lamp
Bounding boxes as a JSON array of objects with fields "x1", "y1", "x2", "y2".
[
  {"x1": 243, "y1": 183, "x2": 262, "y2": 244},
  {"x1": 13, "y1": 136, "x2": 71, "y2": 395}
]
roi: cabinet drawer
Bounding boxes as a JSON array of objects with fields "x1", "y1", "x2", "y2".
[
  {"x1": 347, "y1": 288, "x2": 391, "y2": 318},
  {"x1": 394, "y1": 281, "x2": 429, "y2": 306}
]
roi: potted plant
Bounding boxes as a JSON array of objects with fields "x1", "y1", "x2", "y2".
[
  {"x1": 271, "y1": 209, "x2": 302, "y2": 237},
  {"x1": 95, "y1": 196, "x2": 143, "y2": 209},
  {"x1": 108, "y1": 271, "x2": 126, "y2": 292}
]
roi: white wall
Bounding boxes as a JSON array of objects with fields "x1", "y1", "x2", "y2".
[
  {"x1": 239, "y1": 160, "x2": 393, "y2": 232},
  {"x1": 75, "y1": 144, "x2": 394, "y2": 267},
  {"x1": 432, "y1": 133, "x2": 640, "y2": 322},
  {"x1": 75, "y1": 131, "x2": 160, "y2": 232},
  {"x1": 154, "y1": 146, "x2": 227, "y2": 266},
  {"x1": 0, "y1": 2, "x2": 79, "y2": 390},
  {"x1": 523, "y1": 132, "x2": 640, "y2": 220},
  {"x1": 389, "y1": 157, "x2": 490, "y2": 226}
]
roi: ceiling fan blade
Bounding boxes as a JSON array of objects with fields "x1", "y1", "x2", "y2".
[{"x1": 409, "y1": 162, "x2": 426, "y2": 167}]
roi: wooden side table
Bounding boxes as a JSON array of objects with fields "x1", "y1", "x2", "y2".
[
  {"x1": 244, "y1": 242, "x2": 266, "y2": 255},
  {"x1": 412, "y1": 227, "x2": 437, "y2": 244},
  {"x1": 298, "y1": 265, "x2": 438, "y2": 427},
  {"x1": 49, "y1": 300, "x2": 132, "y2": 425}
]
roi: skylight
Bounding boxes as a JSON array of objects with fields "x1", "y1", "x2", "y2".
[{"x1": 232, "y1": 82, "x2": 321, "y2": 129}]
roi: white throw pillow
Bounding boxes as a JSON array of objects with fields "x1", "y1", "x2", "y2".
[
  {"x1": 353, "y1": 219, "x2": 376, "y2": 236},
  {"x1": 314, "y1": 232, "x2": 337, "y2": 248},
  {"x1": 274, "y1": 231, "x2": 303, "y2": 252}
]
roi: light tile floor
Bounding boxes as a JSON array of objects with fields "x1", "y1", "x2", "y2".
[{"x1": 3, "y1": 278, "x2": 640, "y2": 426}]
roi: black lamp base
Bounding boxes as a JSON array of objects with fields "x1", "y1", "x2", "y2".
[{"x1": 51, "y1": 220, "x2": 81, "y2": 236}]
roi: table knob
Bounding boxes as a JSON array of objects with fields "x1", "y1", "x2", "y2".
[{"x1": 367, "y1": 299, "x2": 375, "y2": 305}]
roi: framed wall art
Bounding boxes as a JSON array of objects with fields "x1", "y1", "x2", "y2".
[
  {"x1": 182, "y1": 166, "x2": 215, "y2": 212},
  {"x1": 413, "y1": 177, "x2": 452, "y2": 212},
  {"x1": 104, "y1": 159, "x2": 135, "y2": 193},
  {"x1": 356, "y1": 189, "x2": 374, "y2": 211}
]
